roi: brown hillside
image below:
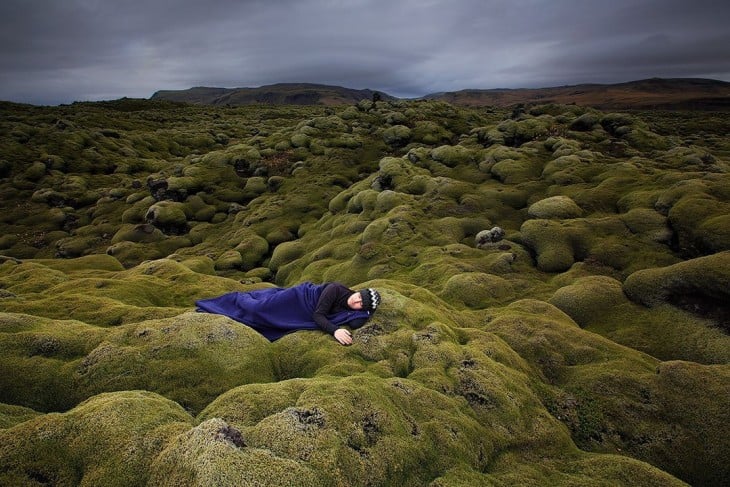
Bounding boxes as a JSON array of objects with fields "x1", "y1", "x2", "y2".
[
  {"x1": 151, "y1": 78, "x2": 730, "y2": 110},
  {"x1": 151, "y1": 83, "x2": 392, "y2": 106},
  {"x1": 426, "y1": 78, "x2": 730, "y2": 110}
]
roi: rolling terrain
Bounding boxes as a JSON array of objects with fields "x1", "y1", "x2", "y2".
[{"x1": 0, "y1": 96, "x2": 729, "y2": 486}]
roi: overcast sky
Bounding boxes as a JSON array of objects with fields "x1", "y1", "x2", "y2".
[{"x1": 1, "y1": 0, "x2": 728, "y2": 105}]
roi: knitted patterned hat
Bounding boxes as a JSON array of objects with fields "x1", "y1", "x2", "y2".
[{"x1": 359, "y1": 288, "x2": 381, "y2": 312}]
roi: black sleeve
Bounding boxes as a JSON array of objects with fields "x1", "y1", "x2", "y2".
[
  {"x1": 346, "y1": 318, "x2": 368, "y2": 330},
  {"x1": 312, "y1": 283, "x2": 342, "y2": 334}
]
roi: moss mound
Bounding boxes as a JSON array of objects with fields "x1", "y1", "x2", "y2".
[
  {"x1": 0, "y1": 391, "x2": 193, "y2": 486},
  {"x1": 549, "y1": 275, "x2": 628, "y2": 327},
  {"x1": 528, "y1": 195, "x2": 584, "y2": 219},
  {"x1": 624, "y1": 251, "x2": 730, "y2": 313}
]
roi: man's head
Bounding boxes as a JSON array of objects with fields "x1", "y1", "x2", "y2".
[{"x1": 358, "y1": 288, "x2": 380, "y2": 312}]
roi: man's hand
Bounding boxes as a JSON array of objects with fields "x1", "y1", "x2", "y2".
[{"x1": 334, "y1": 328, "x2": 352, "y2": 345}]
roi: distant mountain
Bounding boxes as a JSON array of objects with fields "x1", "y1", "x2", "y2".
[
  {"x1": 151, "y1": 78, "x2": 729, "y2": 110},
  {"x1": 151, "y1": 83, "x2": 393, "y2": 106},
  {"x1": 424, "y1": 78, "x2": 730, "y2": 110}
]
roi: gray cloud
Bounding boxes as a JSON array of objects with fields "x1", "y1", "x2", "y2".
[{"x1": 1, "y1": 0, "x2": 728, "y2": 104}]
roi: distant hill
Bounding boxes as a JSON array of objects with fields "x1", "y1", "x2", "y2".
[
  {"x1": 424, "y1": 78, "x2": 730, "y2": 110},
  {"x1": 151, "y1": 83, "x2": 393, "y2": 106},
  {"x1": 151, "y1": 78, "x2": 730, "y2": 110}
]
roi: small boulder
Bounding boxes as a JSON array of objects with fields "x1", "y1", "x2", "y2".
[{"x1": 475, "y1": 227, "x2": 506, "y2": 249}]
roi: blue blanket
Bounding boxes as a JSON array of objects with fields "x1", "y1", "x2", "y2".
[{"x1": 195, "y1": 282, "x2": 371, "y2": 341}]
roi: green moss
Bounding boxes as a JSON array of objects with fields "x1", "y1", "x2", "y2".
[
  {"x1": 0, "y1": 308, "x2": 276, "y2": 413},
  {"x1": 528, "y1": 195, "x2": 584, "y2": 219},
  {"x1": 111, "y1": 223, "x2": 166, "y2": 244},
  {"x1": 623, "y1": 251, "x2": 730, "y2": 307},
  {"x1": 198, "y1": 374, "x2": 498, "y2": 486},
  {"x1": 654, "y1": 178, "x2": 709, "y2": 213},
  {"x1": 150, "y1": 417, "x2": 321, "y2": 486},
  {"x1": 585, "y1": 302, "x2": 730, "y2": 364},
  {"x1": 183, "y1": 195, "x2": 217, "y2": 222},
  {"x1": 0, "y1": 391, "x2": 193, "y2": 486},
  {"x1": 668, "y1": 194, "x2": 730, "y2": 254},
  {"x1": 440, "y1": 272, "x2": 515, "y2": 308},
  {"x1": 242, "y1": 176, "x2": 268, "y2": 199},
  {"x1": 55, "y1": 234, "x2": 105, "y2": 258},
  {"x1": 0, "y1": 234, "x2": 19, "y2": 250},
  {"x1": 175, "y1": 255, "x2": 216, "y2": 275},
  {"x1": 231, "y1": 230, "x2": 270, "y2": 271},
  {"x1": 377, "y1": 156, "x2": 436, "y2": 195},
  {"x1": 347, "y1": 189, "x2": 379, "y2": 215},
  {"x1": 23, "y1": 161, "x2": 47, "y2": 181},
  {"x1": 430, "y1": 145, "x2": 478, "y2": 167},
  {"x1": 600, "y1": 113, "x2": 635, "y2": 136},
  {"x1": 650, "y1": 361, "x2": 730, "y2": 486},
  {"x1": 489, "y1": 300, "x2": 704, "y2": 454},
  {"x1": 623, "y1": 127, "x2": 670, "y2": 152},
  {"x1": 290, "y1": 133, "x2": 311, "y2": 148},
  {"x1": 698, "y1": 214, "x2": 730, "y2": 251},
  {"x1": 269, "y1": 240, "x2": 307, "y2": 272},
  {"x1": 519, "y1": 219, "x2": 575, "y2": 272},
  {"x1": 145, "y1": 201, "x2": 189, "y2": 231},
  {"x1": 411, "y1": 120, "x2": 453, "y2": 145},
  {"x1": 106, "y1": 241, "x2": 167, "y2": 267},
  {"x1": 31, "y1": 254, "x2": 125, "y2": 273},
  {"x1": 472, "y1": 448, "x2": 688, "y2": 486},
  {"x1": 0, "y1": 100, "x2": 729, "y2": 486},
  {"x1": 549, "y1": 276, "x2": 627, "y2": 327},
  {"x1": 0, "y1": 402, "x2": 40, "y2": 429},
  {"x1": 215, "y1": 249, "x2": 243, "y2": 270},
  {"x1": 490, "y1": 157, "x2": 542, "y2": 184},
  {"x1": 570, "y1": 112, "x2": 601, "y2": 131},
  {"x1": 494, "y1": 117, "x2": 553, "y2": 147},
  {"x1": 381, "y1": 125, "x2": 412, "y2": 146},
  {"x1": 541, "y1": 154, "x2": 585, "y2": 184},
  {"x1": 620, "y1": 208, "x2": 672, "y2": 243}
]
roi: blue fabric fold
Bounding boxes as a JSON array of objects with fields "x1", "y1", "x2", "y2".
[{"x1": 195, "y1": 281, "x2": 371, "y2": 341}]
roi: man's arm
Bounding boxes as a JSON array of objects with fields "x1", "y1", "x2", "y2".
[{"x1": 312, "y1": 283, "x2": 340, "y2": 334}]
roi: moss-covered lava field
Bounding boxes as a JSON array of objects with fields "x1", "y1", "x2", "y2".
[{"x1": 1, "y1": 97, "x2": 729, "y2": 485}]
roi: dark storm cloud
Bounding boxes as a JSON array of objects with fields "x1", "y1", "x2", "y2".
[
  {"x1": 493, "y1": 0, "x2": 730, "y2": 86},
  {"x1": 1, "y1": 0, "x2": 728, "y2": 105}
]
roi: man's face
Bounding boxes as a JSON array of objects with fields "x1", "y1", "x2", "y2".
[{"x1": 347, "y1": 292, "x2": 363, "y2": 310}]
